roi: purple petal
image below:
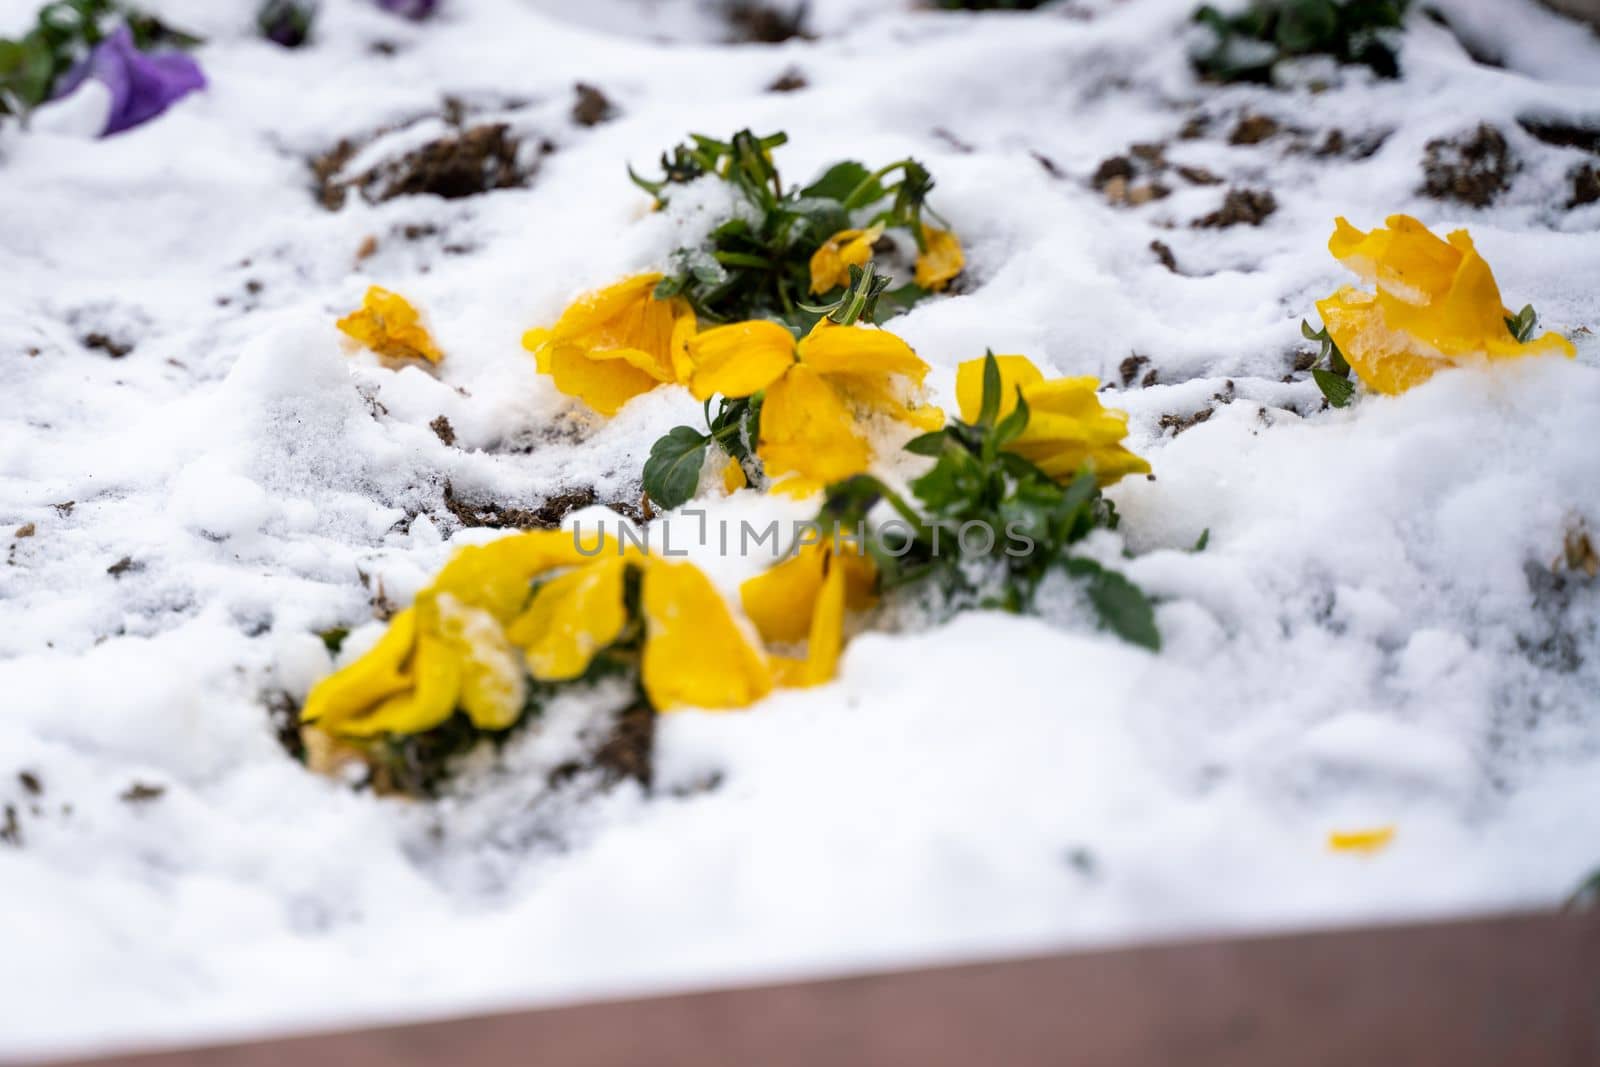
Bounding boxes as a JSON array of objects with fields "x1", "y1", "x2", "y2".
[
  {"x1": 377, "y1": 0, "x2": 438, "y2": 20},
  {"x1": 69, "y1": 26, "x2": 207, "y2": 137}
]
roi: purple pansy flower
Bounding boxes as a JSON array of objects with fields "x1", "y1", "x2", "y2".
[
  {"x1": 377, "y1": 0, "x2": 438, "y2": 19},
  {"x1": 54, "y1": 25, "x2": 206, "y2": 137}
]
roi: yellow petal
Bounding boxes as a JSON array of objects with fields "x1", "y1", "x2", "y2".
[
  {"x1": 1328, "y1": 825, "x2": 1395, "y2": 854},
  {"x1": 1316, "y1": 287, "x2": 1444, "y2": 396},
  {"x1": 808, "y1": 224, "x2": 883, "y2": 295},
  {"x1": 955, "y1": 354, "x2": 1045, "y2": 422},
  {"x1": 541, "y1": 341, "x2": 665, "y2": 416},
  {"x1": 348, "y1": 631, "x2": 462, "y2": 738},
  {"x1": 743, "y1": 540, "x2": 874, "y2": 650},
  {"x1": 527, "y1": 274, "x2": 692, "y2": 413},
  {"x1": 721, "y1": 456, "x2": 748, "y2": 493},
  {"x1": 640, "y1": 560, "x2": 773, "y2": 711},
  {"x1": 686, "y1": 320, "x2": 797, "y2": 400},
  {"x1": 915, "y1": 225, "x2": 964, "y2": 291},
  {"x1": 506, "y1": 556, "x2": 630, "y2": 682},
  {"x1": 300, "y1": 608, "x2": 420, "y2": 731},
  {"x1": 432, "y1": 594, "x2": 526, "y2": 731},
  {"x1": 758, "y1": 364, "x2": 872, "y2": 486},
  {"x1": 799, "y1": 321, "x2": 929, "y2": 383},
  {"x1": 432, "y1": 529, "x2": 611, "y2": 623},
  {"x1": 337, "y1": 286, "x2": 444, "y2": 364}
]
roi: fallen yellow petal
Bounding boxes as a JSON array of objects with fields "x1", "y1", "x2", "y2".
[{"x1": 1328, "y1": 826, "x2": 1396, "y2": 854}]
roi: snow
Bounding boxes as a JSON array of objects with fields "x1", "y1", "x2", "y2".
[{"x1": 2, "y1": 0, "x2": 1599, "y2": 1057}]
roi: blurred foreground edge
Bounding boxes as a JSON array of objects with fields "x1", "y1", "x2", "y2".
[{"x1": 35, "y1": 912, "x2": 1600, "y2": 1067}]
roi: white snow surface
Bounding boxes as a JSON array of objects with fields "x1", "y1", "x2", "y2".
[{"x1": 2, "y1": 0, "x2": 1599, "y2": 1057}]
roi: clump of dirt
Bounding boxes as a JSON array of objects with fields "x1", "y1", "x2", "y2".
[
  {"x1": 106, "y1": 556, "x2": 143, "y2": 579},
  {"x1": 81, "y1": 332, "x2": 133, "y2": 358},
  {"x1": 1570, "y1": 164, "x2": 1600, "y2": 209},
  {"x1": 1518, "y1": 117, "x2": 1600, "y2": 155},
  {"x1": 119, "y1": 782, "x2": 165, "y2": 804},
  {"x1": 725, "y1": 1, "x2": 809, "y2": 42},
  {"x1": 571, "y1": 83, "x2": 615, "y2": 127},
  {"x1": 442, "y1": 482, "x2": 644, "y2": 531},
  {"x1": 1149, "y1": 239, "x2": 1178, "y2": 273},
  {"x1": 1194, "y1": 188, "x2": 1277, "y2": 228},
  {"x1": 314, "y1": 118, "x2": 540, "y2": 210},
  {"x1": 429, "y1": 415, "x2": 457, "y2": 447},
  {"x1": 1092, "y1": 144, "x2": 1170, "y2": 206},
  {"x1": 1159, "y1": 407, "x2": 1213, "y2": 435},
  {"x1": 767, "y1": 67, "x2": 807, "y2": 92},
  {"x1": 1421, "y1": 124, "x2": 1515, "y2": 208},
  {"x1": 1119, "y1": 354, "x2": 1152, "y2": 387},
  {"x1": 1229, "y1": 113, "x2": 1280, "y2": 145}
]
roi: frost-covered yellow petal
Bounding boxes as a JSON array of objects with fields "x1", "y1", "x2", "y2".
[
  {"x1": 507, "y1": 556, "x2": 630, "y2": 682},
  {"x1": 1319, "y1": 216, "x2": 1575, "y2": 396},
  {"x1": 524, "y1": 273, "x2": 695, "y2": 414},
  {"x1": 640, "y1": 560, "x2": 772, "y2": 711},
  {"x1": 430, "y1": 594, "x2": 526, "y2": 731},
  {"x1": 809, "y1": 224, "x2": 883, "y2": 294},
  {"x1": 770, "y1": 555, "x2": 848, "y2": 689},
  {"x1": 915, "y1": 225, "x2": 964, "y2": 291},
  {"x1": 758, "y1": 363, "x2": 872, "y2": 487},
  {"x1": 686, "y1": 320, "x2": 797, "y2": 400},
  {"x1": 721, "y1": 456, "x2": 748, "y2": 493},
  {"x1": 337, "y1": 286, "x2": 444, "y2": 364}
]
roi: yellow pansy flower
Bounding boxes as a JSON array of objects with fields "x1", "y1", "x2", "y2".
[
  {"x1": 302, "y1": 531, "x2": 600, "y2": 739},
  {"x1": 741, "y1": 540, "x2": 875, "y2": 688},
  {"x1": 1316, "y1": 215, "x2": 1576, "y2": 395},
  {"x1": 522, "y1": 274, "x2": 698, "y2": 416},
  {"x1": 809, "y1": 224, "x2": 884, "y2": 294},
  {"x1": 955, "y1": 355, "x2": 1150, "y2": 487},
  {"x1": 336, "y1": 286, "x2": 444, "y2": 364},
  {"x1": 915, "y1": 225, "x2": 964, "y2": 292},
  {"x1": 686, "y1": 319, "x2": 943, "y2": 495}
]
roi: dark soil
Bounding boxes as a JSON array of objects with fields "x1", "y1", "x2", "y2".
[
  {"x1": 314, "y1": 121, "x2": 536, "y2": 210},
  {"x1": 82, "y1": 332, "x2": 133, "y2": 358},
  {"x1": 1571, "y1": 164, "x2": 1600, "y2": 209},
  {"x1": 571, "y1": 83, "x2": 615, "y2": 127},
  {"x1": 1149, "y1": 240, "x2": 1178, "y2": 272},
  {"x1": 119, "y1": 782, "x2": 165, "y2": 804},
  {"x1": 725, "y1": 1, "x2": 809, "y2": 42},
  {"x1": 767, "y1": 67, "x2": 808, "y2": 92},
  {"x1": 1194, "y1": 188, "x2": 1277, "y2": 228},
  {"x1": 1517, "y1": 117, "x2": 1600, "y2": 156},
  {"x1": 429, "y1": 415, "x2": 457, "y2": 447},
  {"x1": 106, "y1": 556, "x2": 143, "y2": 579},
  {"x1": 1421, "y1": 124, "x2": 1515, "y2": 208},
  {"x1": 1159, "y1": 407, "x2": 1213, "y2": 435},
  {"x1": 1228, "y1": 113, "x2": 1280, "y2": 145},
  {"x1": 442, "y1": 483, "x2": 645, "y2": 531},
  {"x1": 1119, "y1": 354, "x2": 1150, "y2": 387}
]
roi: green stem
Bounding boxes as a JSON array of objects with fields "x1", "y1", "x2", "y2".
[{"x1": 842, "y1": 160, "x2": 913, "y2": 211}]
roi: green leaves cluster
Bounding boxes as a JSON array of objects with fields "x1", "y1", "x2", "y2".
[
  {"x1": 1192, "y1": 0, "x2": 1410, "y2": 84},
  {"x1": 630, "y1": 128, "x2": 941, "y2": 329},
  {"x1": 1301, "y1": 319, "x2": 1355, "y2": 408},
  {"x1": 0, "y1": 0, "x2": 197, "y2": 120},
  {"x1": 818, "y1": 352, "x2": 1161, "y2": 650}
]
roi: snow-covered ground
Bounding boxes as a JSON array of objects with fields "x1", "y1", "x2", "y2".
[{"x1": 2, "y1": 0, "x2": 1598, "y2": 1057}]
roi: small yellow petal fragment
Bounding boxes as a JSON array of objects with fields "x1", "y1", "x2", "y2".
[
  {"x1": 337, "y1": 286, "x2": 444, "y2": 364},
  {"x1": 809, "y1": 224, "x2": 883, "y2": 295},
  {"x1": 915, "y1": 226, "x2": 964, "y2": 291},
  {"x1": 1328, "y1": 826, "x2": 1396, "y2": 854}
]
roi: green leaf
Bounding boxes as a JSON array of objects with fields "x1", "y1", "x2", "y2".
[
  {"x1": 319, "y1": 626, "x2": 350, "y2": 654},
  {"x1": 1070, "y1": 559, "x2": 1161, "y2": 651},
  {"x1": 1313, "y1": 367, "x2": 1355, "y2": 408},
  {"x1": 1192, "y1": 528, "x2": 1210, "y2": 552},
  {"x1": 993, "y1": 387, "x2": 1030, "y2": 449},
  {"x1": 802, "y1": 161, "x2": 877, "y2": 203},
  {"x1": 1505, "y1": 304, "x2": 1537, "y2": 343},
  {"x1": 642, "y1": 427, "x2": 709, "y2": 511},
  {"x1": 976, "y1": 350, "x2": 1002, "y2": 428},
  {"x1": 1300, "y1": 318, "x2": 1322, "y2": 341},
  {"x1": 903, "y1": 430, "x2": 948, "y2": 457}
]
